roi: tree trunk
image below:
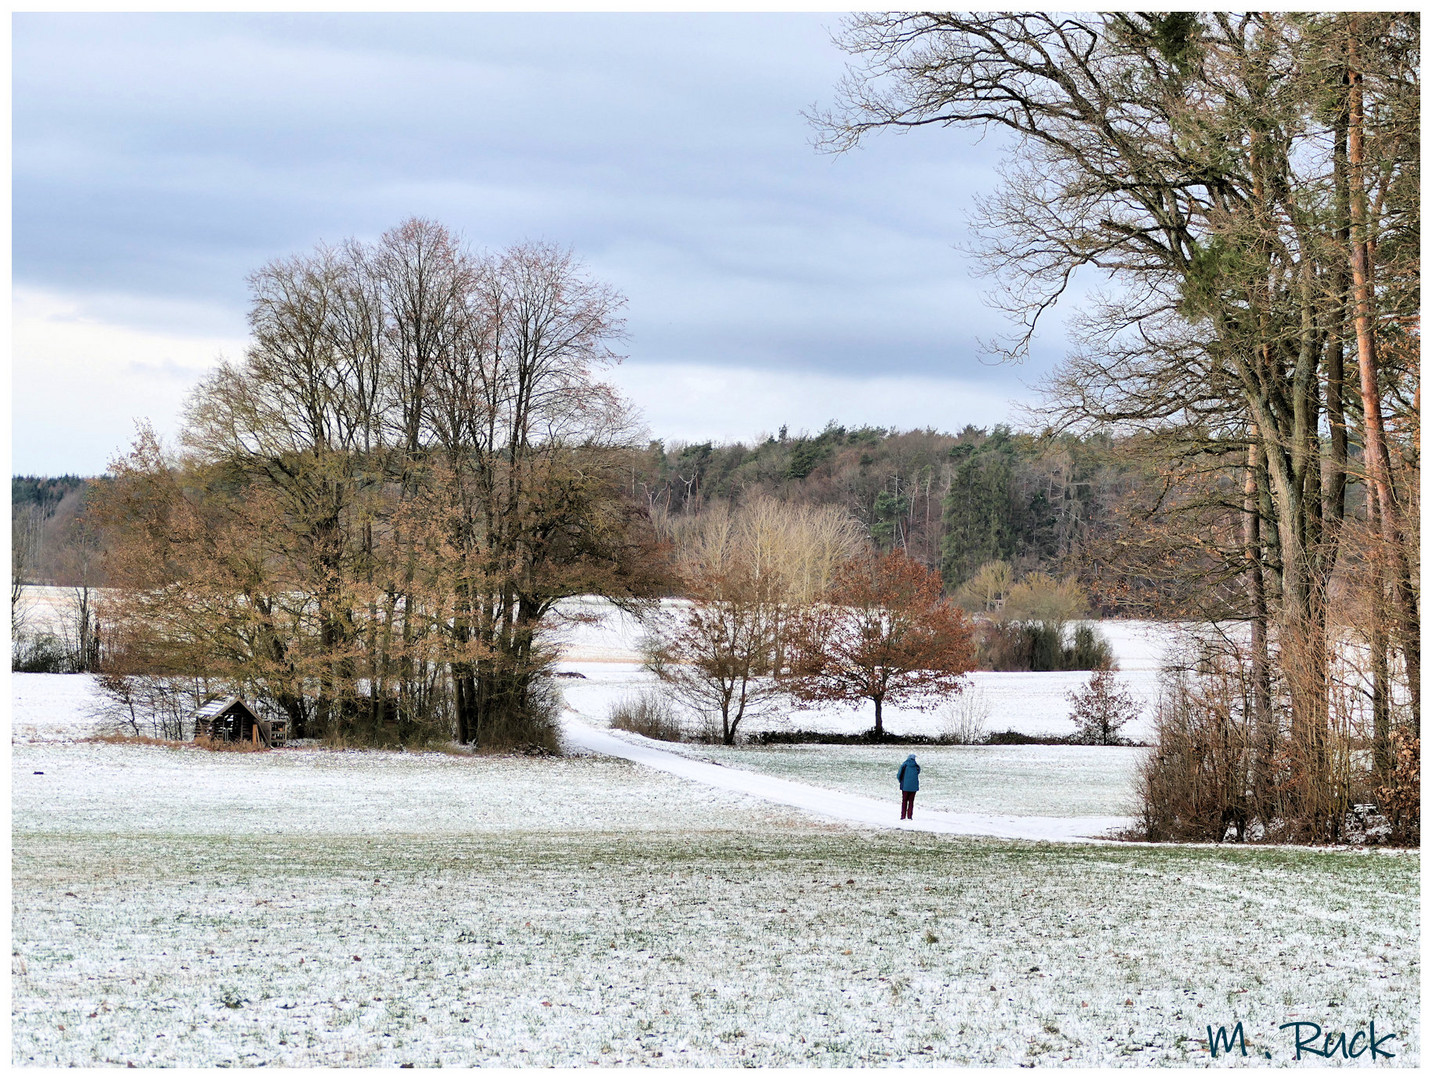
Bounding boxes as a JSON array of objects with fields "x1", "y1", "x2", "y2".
[
  {"x1": 1348, "y1": 57, "x2": 1420, "y2": 725},
  {"x1": 1244, "y1": 437, "x2": 1275, "y2": 823}
]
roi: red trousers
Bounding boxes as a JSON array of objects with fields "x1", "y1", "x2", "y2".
[{"x1": 900, "y1": 791, "x2": 916, "y2": 819}]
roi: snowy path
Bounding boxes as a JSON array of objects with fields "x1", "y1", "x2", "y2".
[{"x1": 561, "y1": 717, "x2": 1134, "y2": 843}]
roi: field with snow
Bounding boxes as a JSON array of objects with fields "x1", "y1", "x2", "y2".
[
  {"x1": 655, "y1": 742, "x2": 1143, "y2": 819},
  {"x1": 23, "y1": 588, "x2": 1168, "y2": 741},
  {"x1": 554, "y1": 598, "x2": 1172, "y2": 744},
  {"x1": 9, "y1": 602, "x2": 1421, "y2": 1067}
]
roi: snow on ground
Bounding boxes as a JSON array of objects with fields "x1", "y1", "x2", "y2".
[
  {"x1": 549, "y1": 596, "x2": 657, "y2": 663},
  {"x1": 16, "y1": 590, "x2": 1172, "y2": 741},
  {"x1": 11, "y1": 584, "x2": 98, "y2": 638},
  {"x1": 564, "y1": 720, "x2": 1131, "y2": 842},
  {"x1": 614, "y1": 739, "x2": 1143, "y2": 819},
  {"x1": 13, "y1": 673, "x2": 1141, "y2": 840},
  {"x1": 557, "y1": 657, "x2": 1164, "y2": 744},
  {"x1": 11, "y1": 671, "x2": 108, "y2": 744},
  {"x1": 552, "y1": 601, "x2": 1173, "y2": 743},
  {"x1": 556, "y1": 653, "x2": 1151, "y2": 841},
  {"x1": 12, "y1": 731, "x2": 1420, "y2": 1067},
  {"x1": 10, "y1": 613, "x2": 1421, "y2": 1066}
]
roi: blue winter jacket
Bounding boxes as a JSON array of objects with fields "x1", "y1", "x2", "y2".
[{"x1": 897, "y1": 755, "x2": 920, "y2": 792}]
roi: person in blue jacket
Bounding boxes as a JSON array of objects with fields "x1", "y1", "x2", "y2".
[{"x1": 897, "y1": 754, "x2": 920, "y2": 819}]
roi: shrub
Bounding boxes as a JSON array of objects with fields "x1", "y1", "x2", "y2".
[
  {"x1": 12, "y1": 633, "x2": 70, "y2": 673},
  {"x1": 1067, "y1": 669, "x2": 1139, "y2": 745},
  {"x1": 974, "y1": 620, "x2": 1032, "y2": 670},
  {"x1": 752, "y1": 728, "x2": 960, "y2": 745},
  {"x1": 609, "y1": 691, "x2": 686, "y2": 742},
  {"x1": 973, "y1": 619, "x2": 1113, "y2": 672},
  {"x1": 507, "y1": 677, "x2": 564, "y2": 755},
  {"x1": 1139, "y1": 637, "x2": 1400, "y2": 845},
  {"x1": 1068, "y1": 623, "x2": 1113, "y2": 670},
  {"x1": 1137, "y1": 666, "x2": 1258, "y2": 842},
  {"x1": 1028, "y1": 622, "x2": 1061, "y2": 671},
  {"x1": 983, "y1": 729, "x2": 1069, "y2": 746},
  {"x1": 1376, "y1": 726, "x2": 1420, "y2": 845},
  {"x1": 938, "y1": 685, "x2": 991, "y2": 745}
]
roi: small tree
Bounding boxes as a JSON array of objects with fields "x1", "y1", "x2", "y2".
[
  {"x1": 1067, "y1": 668, "x2": 1139, "y2": 745},
  {"x1": 786, "y1": 551, "x2": 974, "y2": 740},
  {"x1": 646, "y1": 567, "x2": 782, "y2": 745},
  {"x1": 954, "y1": 559, "x2": 1012, "y2": 614},
  {"x1": 1002, "y1": 572, "x2": 1088, "y2": 629}
]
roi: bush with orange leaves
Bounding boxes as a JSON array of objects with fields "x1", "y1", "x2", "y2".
[{"x1": 1376, "y1": 727, "x2": 1420, "y2": 845}]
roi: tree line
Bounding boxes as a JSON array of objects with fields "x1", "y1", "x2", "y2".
[
  {"x1": 625, "y1": 423, "x2": 1195, "y2": 613},
  {"x1": 11, "y1": 419, "x2": 1315, "y2": 634},
  {"x1": 91, "y1": 220, "x2": 662, "y2": 749}
]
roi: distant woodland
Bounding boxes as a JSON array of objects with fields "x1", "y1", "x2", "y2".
[
  {"x1": 12, "y1": 475, "x2": 102, "y2": 588},
  {"x1": 13, "y1": 420, "x2": 1236, "y2": 618}
]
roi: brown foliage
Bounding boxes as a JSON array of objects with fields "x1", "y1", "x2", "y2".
[
  {"x1": 785, "y1": 551, "x2": 974, "y2": 740},
  {"x1": 645, "y1": 565, "x2": 784, "y2": 745},
  {"x1": 192, "y1": 735, "x2": 273, "y2": 754},
  {"x1": 1376, "y1": 727, "x2": 1420, "y2": 845},
  {"x1": 92, "y1": 220, "x2": 663, "y2": 749},
  {"x1": 87, "y1": 733, "x2": 187, "y2": 749},
  {"x1": 1137, "y1": 664, "x2": 1261, "y2": 843}
]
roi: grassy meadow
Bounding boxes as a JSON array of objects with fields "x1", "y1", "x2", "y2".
[{"x1": 11, "y1": 732, "x2": 1419, "y2": 1067}]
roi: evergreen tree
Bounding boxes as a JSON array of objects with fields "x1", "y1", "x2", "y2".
[{"x1": 940, "y1": 428, "x2": 1017, "y2": 587}]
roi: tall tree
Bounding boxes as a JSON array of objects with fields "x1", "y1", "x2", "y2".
[
  {"x1": 1342, "y1": 14, "x2": 1421, "y2": 720},
  {"x1": 816, "y1": 11, "x2": 1419, "y2": 835},
  {"x1": 97, "y1": 221, "x2": 661, "y2": 749},
  {"x1": 940, "y1": 429, "x2": 1017, "y2": 587}
]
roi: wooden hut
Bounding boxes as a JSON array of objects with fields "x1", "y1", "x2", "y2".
[{"x1": 194, "y1": 696, "x2": 286, "y2": 747}]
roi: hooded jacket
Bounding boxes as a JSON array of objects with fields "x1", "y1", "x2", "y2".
[{"x1": 897, "y1": 755, "x2": 920, "y2": 792}]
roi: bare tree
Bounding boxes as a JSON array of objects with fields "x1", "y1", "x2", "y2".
[
  {"x1": 645, "y1": 566, "x2": 784, "y2": 745},
  {"x1": 49, "y1": 500, "x2": 105, "y2": 671},
  {"x1": 11, "y1": 505, "x2": 44, "y2": 647},
  {"x1": 816, "y1": 10, "x2": 1418, "y2": 832},
  {"x1": 96, "y1": 221, "x2": 662, "y2": 749}
]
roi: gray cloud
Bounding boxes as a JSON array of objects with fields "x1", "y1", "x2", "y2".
[{"x1": 13, "y1": 13, "x2": 1069, "y2": 473}]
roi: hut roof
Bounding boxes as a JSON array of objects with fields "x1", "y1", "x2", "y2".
[{"x1": 195, "y1": 695, "x2": 257, "y2": 721}]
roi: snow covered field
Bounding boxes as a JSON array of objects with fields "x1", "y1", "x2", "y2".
[
  {"x1": 9, "y1": 606, "x2": 1421, "y2": 1066},
  {"x1": 554, "y1": 599, "x2": 1171, "y2": 743},
  {"x1": 563, "y1": 720, "x2": 1132, "y2": 843},
  {"x1": 12, "y1": 733, "x2": 1421, "y2": 1066},
  {"x1": 643, "y1": 740, "x2": 1144, "y2": 820},
  {"x1": 21, "y1": 589, "x2": 1169, "y2": 740}
]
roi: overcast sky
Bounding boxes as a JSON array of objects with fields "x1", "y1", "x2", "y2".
[{"x1": 12, "y1": 12, "x2": 1071, "y2": 477}]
